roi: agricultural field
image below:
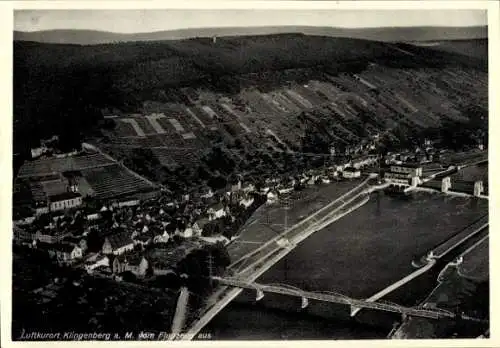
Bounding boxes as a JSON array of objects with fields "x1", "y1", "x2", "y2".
[
  {"x1": 102, "y1": 64, "x2": 487, "y2": 156},
  {"x1": 81, "y1": 164, "x2": 156, "y2": 200},
  {"x1": 92, "y1": 58, "x2": 487, "y2": 192},
  {"x1": 17, "y1": 152, "x2": 115, "y2": 178},
  {"x1": 15, "y1": 150, "x2": 157, "y2": 204}
]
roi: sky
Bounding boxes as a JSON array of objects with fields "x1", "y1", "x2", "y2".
[{"x1": 14, "y1": 9, "x2": 487, "y2": 33}]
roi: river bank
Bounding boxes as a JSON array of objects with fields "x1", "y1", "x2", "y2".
[
  {"x1": 182, "y1": 179, "x2": 371, "y2": 339},
  {"x1": 227, "y1": 179, "x2": 365, "y2": 264},
  {"x1": 391, "y1": 234, "x2": 489, "y2": 339}
]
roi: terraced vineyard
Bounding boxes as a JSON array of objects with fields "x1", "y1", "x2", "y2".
[
  {"x1": 14, "y1": 34, "x2": 486, "y2": 191},
  {"x1": 15, "y1": 150, "x2": 158, "y2": 203},
  {"x1": 81, "y1": 164, "x2": 156, "y2": 200},
  {"x1": 17, "y1": 152, "x2": 115, "y2": 178},
  {"x1": 93, "y1": 58, "x2": 487, "y2": 189}
]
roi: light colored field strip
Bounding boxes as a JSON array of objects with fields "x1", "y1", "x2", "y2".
[
  {"x1": 386, "y1": 43, "x2": 415, "y2": 56},
  {"x1": 260, "y1": 93, "x2": 287, "y2": 113},
  {"x1": 265, "y1": 129, "x2": 292, "y2": 152},
  {"x1": 220, "y1": 103, "x2": 252, "y2": 133},
  {"x1": 201, "y1": 105, "x2": 217, "y2": 119},
  {"x1": 168, "y1": 118, "x2": 186, "y2": 133},
  {"x1": 394, "y1": 93, "x2": 419, "y2": 113},
  {"x1": 182, "y1": 132, "x2": 196, "y2": 139},
  {"x1": 284, "y1": 89, "x2": 314, "y2": 108},
  {"x1": 184, "y1": 107, "x2": 206, "y2": 128},
  {"x1": 146, "y1": 114, "x2": 167, "y2": 134},
  {"x1": 17, "y1": 162, "x2": 116, "y2": 178},
  {"x1": 310, "y1": 81, "x2": 339, "y2": 100},
  {"x1": 274, "y1": 92, "x2": 301, "y2": 112},
  {"x1": 267, "y1": 92, "x2": 291, "y2": 113},
  {"x1": 120, "y1": 118, "x2": 146, "y2": 137},
  {"x1": 354, "y1": 74, "x2": 378, "y2": 89}
]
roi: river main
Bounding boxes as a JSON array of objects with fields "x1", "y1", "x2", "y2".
[{"x1": 203, "y1": 183, "x2": 488, "y2": 339}]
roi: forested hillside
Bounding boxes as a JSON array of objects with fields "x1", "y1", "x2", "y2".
[
  {"x1": 14, "y1": 35, "x2": 399, "y2": 155},
  {"x1": 14, "y1": 34, "x2": 488, "y2": 187}
]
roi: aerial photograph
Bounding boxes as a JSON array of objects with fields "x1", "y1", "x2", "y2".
[{"x1": 10, "y1": 5, "x2": 489, "y2": 342}]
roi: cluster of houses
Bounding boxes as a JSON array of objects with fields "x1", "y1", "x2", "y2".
[
  {"x1": 245, "y1": 155, "x2": 379, "y2": 203},
  {"x1": 14, "y1": 172, "x2": 85, "y2": 220},
  {"x1": 12, "y1": 176, "x2": 263, "y2": 276},
  {"x1": 380, "y1": 143, "x2": 440, "y2": 186},
  {"x1": 29, "y1": 135, "x2": 61, "y2": 159},
  {"x1": 13, "y1": 150, "x2": 384, "y2": 282}
]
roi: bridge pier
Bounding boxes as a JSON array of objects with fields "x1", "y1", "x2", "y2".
[
  {"x1": 441, "y1": 177, "x2": 451, "y2": 193},
  {"x1": 474, "y1": 181, "x2": 484, "y2": 197},
  {"x1": 411, "y1": 176, "x2": 420, "y2": 187},
  {"x1": 451, "y1": 256, "x2": 464, "y2": 267},
  {"x1": 255, "y1": 289, "x2": 265, "y2": 301},
  {"x1": 301, "y1": 297, "x2": 309, "y2": 309}
]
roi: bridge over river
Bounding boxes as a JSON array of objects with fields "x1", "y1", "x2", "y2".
[
  {"x1": 172, "y1": 178, "x2": 373, "y2": 340},
  {"x1": 171, "y1": 174, "x2": 487, "y2": 340},
  {"x1": 210, "y1": 277, "x2": 485, "y2": 323}
]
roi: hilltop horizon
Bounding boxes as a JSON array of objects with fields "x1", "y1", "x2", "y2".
[{"x1": 14, "y1": 25, "x2": 488, "y2": 45}]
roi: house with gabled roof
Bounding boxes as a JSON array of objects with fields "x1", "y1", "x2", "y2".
[
  {"x1": 34, "y1": 228, "x2": 71, "y2": 244},
  {"x1": 199, "y1": 234, "x2": 230, "y2": 245},
  {"x1": 200, "y1": 187, "x2": 214, "y2": 199},
  {"x1": 62, "y1": 235, "x2": 88, "y2": 253},
  {"x1": 266, "y1": 189, "x2": 280, "y2": 204},
  {"x1": 239, "y1": 195, "x2": 255, "y2": 208},
  {"x1": 102, "y1": 231, "x2": 134, "y2": 255},
  {"x1": 49, "y1": 243, "x2": 83, "y2": 265},
  {"x1": 13, "y1": 225, "x2": 33, "y2": 245},
  {"x1": 125, "y1": 254, "x2": 149, "y2": 277},
  {"x1": 342, "y1": 167, "x2": 361, "y2": 179},
  {"x1": 48, "y1": 192, "x2": 83, "y2": 212},
  {"x1": 111, "y1": 253, "x2": 149, "y2": 277},
  {"x1": 230, "y1": 179, "x2": 242, "y2": 193},
  {"x1": 133, "y1": 233, "x2": 153, "y2": 247},
  {"x1": 192, "y1": 217, "x2": 210, "y2": 236},
  {"x1": 153, "y1": 231, "x2": 170, "y2": 244},
  {"x1": 242, "y1": 182, "x2": 255, "y2": 194},
  {"x1": 85, "y1": 255, "x2": 109, "y2": 273},
  {"x1": 207, "y1": 202, "x2": 227, "y2": 221}
]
